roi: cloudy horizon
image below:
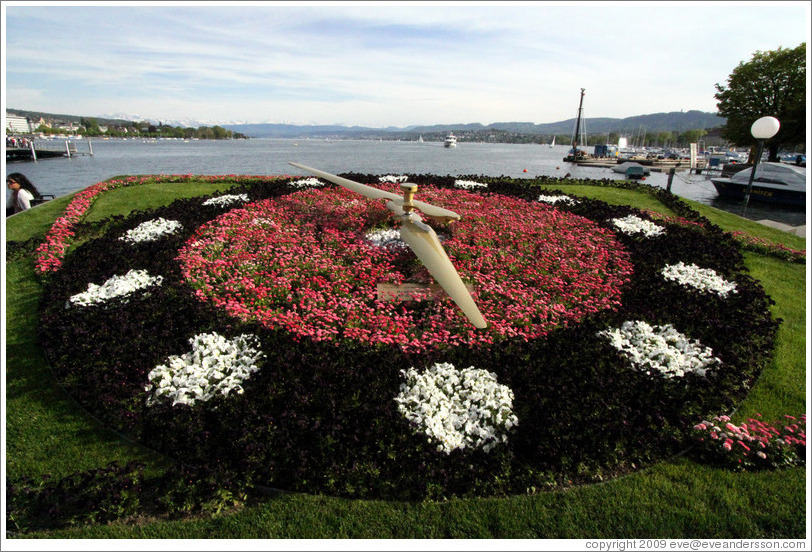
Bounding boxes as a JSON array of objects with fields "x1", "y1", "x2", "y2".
[{"x1": 3, "y1": 2, "x2": 810, "y2": 128}]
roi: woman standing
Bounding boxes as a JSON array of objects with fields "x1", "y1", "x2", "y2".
[{"x1": 6, "y1": 173, "x2": 42, "y2": 215}]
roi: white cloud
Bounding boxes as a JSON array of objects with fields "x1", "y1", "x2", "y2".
[{"x1": 4, "y1": 2, "x2": 809, "y2": 126}]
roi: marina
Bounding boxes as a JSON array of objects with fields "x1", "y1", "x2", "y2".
[
  {"x1": 560, "y1": 88, "x2": 713, "y2": 174},
  {"x1": 570, "y1": 157, "x2": 704, "y2": 173},
  {"x1": 5, "y1": 137, "x2": 807, "y2": 228}
]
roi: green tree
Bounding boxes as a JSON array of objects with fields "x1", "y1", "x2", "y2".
[
  {"x1": 211, "y1": 125, "x2": 230, "y2": 140},
  {"x1": 654, "y1": 131, "x2": 674, "y2": 147},
  {"x1": 80, "y1": 117, "x2": 101, "y2": 136},
  {"x1": 714, "y1": 43, "x2": 806, "y2": 161},
  {"x1": 678, "y1": 129, "x2": 708, "y2": 146}
]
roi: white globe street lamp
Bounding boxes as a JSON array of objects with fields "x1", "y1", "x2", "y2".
[{"x1": 743, "y1": 116, "x2": 780, "y2": 210}]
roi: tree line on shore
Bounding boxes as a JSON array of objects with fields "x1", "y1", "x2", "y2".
[
  {"x1": 390, "y1": 128, "x2": 717, "y2": 148},
  {"x1": 33, "y1": 118, "x2": 248, "y2": 140}
]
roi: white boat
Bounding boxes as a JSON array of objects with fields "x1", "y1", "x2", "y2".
[
  {"x1": 444, "y1": 134, "x2": 457, "y2": 148},
  {"x1": 549, "y1": 135, "x2": 556, "y2": 148},
  {"x1": 418, "y1": 135, "x2": 424, "y2": 143},
  {"x1": 710, "y1": 162, "x2": 806, "y2": 207}
]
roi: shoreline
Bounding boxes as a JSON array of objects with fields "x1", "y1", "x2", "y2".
[{"x1": 6, "y1": 139, "x2": 807, "y2": 227}]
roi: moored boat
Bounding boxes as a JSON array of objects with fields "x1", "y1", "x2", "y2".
[
  {"x1": 710, "y1": 162, "x2": 806, "y2": 207},
  {"x1": 613, "y1": 161, "x2": 651, "y2": 179}
]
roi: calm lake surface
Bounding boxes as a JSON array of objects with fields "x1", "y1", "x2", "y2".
[{"x1": 6, "y1": 138, "x2": 807, "y2": 226}]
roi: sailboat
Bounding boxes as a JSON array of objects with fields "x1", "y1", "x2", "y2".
[
  {"x1": 549, "y1": 135, "x2": 556, "y2": 148},
  {"x1": 418, "y1": 135, "x2": 424, "y2": 143}
]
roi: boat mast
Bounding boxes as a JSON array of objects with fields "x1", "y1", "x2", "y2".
[{"x1": 572, "y1": 88, "x2": 585, "y2": 156}]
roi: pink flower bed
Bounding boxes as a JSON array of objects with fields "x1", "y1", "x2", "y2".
[
  {"x1": 693, "y1": 413, "x2": 807, "y2": 469},
  {"x1": 34, "y1": 174, "x2": 283, "y2": 273},
  {"x1": 642, "y1": 209, "x2": 806, "y2": 263},
  {"x1": 178, "y1": 185, "x2": 634, "y2": 352},
  {"x1": 729, "y1": 231, "x2": 806, "y2": 262}
]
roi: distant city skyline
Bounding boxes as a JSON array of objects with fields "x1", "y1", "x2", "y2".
[{"x1": 3, "y1": 2, "x2": 810, "y2": 128}]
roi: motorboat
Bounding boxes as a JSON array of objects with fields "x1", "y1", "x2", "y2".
[
  {"x1": 613, "y1": 161, "x2": 651, "y2": 179},
  {"x1": 710, "y1": 162, "x2": 806, "y2": 207},
  {"x1": 444, "y1": 134, "x2": 457, "y2": 148}
]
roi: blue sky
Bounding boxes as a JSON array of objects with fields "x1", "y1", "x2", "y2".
[{"x1": 2, "y1": 1, "x2": 810, "y2": 127}]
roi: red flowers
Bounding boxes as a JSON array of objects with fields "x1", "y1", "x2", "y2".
[
  {"x1": 693, "y1": 413, "x2": 807, "y2": 470},
  {"x1": 179, "y1": 185, "x2": 633, "y2": 352},
  {"x1": 34, "y1": 175, "x2": 285, "y2": 273}
]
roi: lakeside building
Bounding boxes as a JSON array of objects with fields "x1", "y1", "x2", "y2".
[{"x1": 5, "y1": 113, "x2": 35, "y2": 134}]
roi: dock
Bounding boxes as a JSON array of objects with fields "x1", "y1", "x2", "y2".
[
  {"x1": 565, "y1": 156, "x2": 705, "y2": 173},
  {"x1": 6, "y1": 139, "x2": 94, "y2": 162}
]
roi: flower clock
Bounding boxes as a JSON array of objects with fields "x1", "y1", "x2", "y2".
[{"x1": 39, "y1": 174, "x2": 779, "y2": 500}]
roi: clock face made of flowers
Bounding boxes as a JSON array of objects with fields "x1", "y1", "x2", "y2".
[{"x1": 39, "y1": 175, "x2": 778, "y2": 500}]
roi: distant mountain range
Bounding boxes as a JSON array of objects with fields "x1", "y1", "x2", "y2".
[
  {"x1": 7, "y1": 108, "x2": 724, "y2": 139},
  {"x1": 224, "y1": 111, "x2": 725, "y2": 139}
]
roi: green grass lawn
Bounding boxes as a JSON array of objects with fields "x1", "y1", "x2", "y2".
[{"x1": 4, "y1": 177, "x2": 807, "y2": 539}]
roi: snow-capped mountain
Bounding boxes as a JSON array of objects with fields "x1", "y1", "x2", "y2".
[{"x1": 100, "y1": 113, "x2": 246, "y2": 127}]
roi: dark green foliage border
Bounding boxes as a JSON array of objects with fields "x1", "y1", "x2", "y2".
[{"x1": 9, "y1": 175, "x2": 780, "y2": 530}]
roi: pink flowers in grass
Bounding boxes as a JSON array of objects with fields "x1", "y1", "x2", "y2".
[
  {"x1": 641, "y1": 210, "x2": 806, "y2": 263},
  {"x1": 692, "y1": 413, "x2": 806, "y2": 470},
  {"x1": 34, "y1": 175, "x2": 285, "y2": 273},
  {"x1": 729, "y1": 231, "x2": 806, "y2": 263},
  {"x1": 178, "y1": 185, "x2": 633, "y2": 353},
  {"x1": 35, "y1": 178, "x2": 124, "y2": 273}
]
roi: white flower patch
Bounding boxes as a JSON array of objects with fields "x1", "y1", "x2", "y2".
[
  {"x1": 202, "y1": 194, "x2": 250, "y2": 207},
  {"x1": 251, "y1": 217, "x2": 277, "y2": 227},
  {"x1": 611, "y1": 214, "x2": 665, "y2": 237},
  {"x1": 145, "y1": 332, "x2": 265, "y2": 407},
  {"x1": 661, "y1": 262, "x2": 738, "y2": 298},
  {"x1": 68, "y1": 269, "x2": 164, "y2": 307},
  {"x1": 119, "y1": 218, "x2": 183, "y2": 244},
  {"x1": 379, "y1": 175, "x2": 409, "y2": 183},
  {"x1": 289, "y1": 177, "x2": 324, "y2": 189},
  {"x1": 454, "y1": 179, "x2": 488, "y2": 190},
  {"x1": 538, "y1": 194, "x2": 579, "y2": 205},
  {"x1": 366, "y1": 228, "x2": 408, "y2": 249},
  {"x1": 394, "y1": 362, "x2": 519, "y2": 454},
  {"x1": 598, "y1": 320, "x2": 720, "y2": 378}
]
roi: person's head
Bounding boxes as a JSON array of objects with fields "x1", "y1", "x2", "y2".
[{"x1": 7, "y1": 173, "x2": 40, "y2": 197}]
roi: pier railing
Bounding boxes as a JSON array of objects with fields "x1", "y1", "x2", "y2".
[{"x1": 6, "y1": 138, "x2": 94, "y2": 162}]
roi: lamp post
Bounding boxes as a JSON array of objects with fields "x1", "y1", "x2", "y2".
[{"x1": 743, "y1": 116, "x2": 780, "y2": 213}]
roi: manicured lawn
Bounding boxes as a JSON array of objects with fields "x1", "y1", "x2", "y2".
[{"x1": 4, "y1": 177, "x2": 807, "y2": 539}]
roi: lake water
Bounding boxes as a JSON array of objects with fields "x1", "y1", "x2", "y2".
[{"x1": 6, "y1": 138, "x2": 807, "y2": 226}]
